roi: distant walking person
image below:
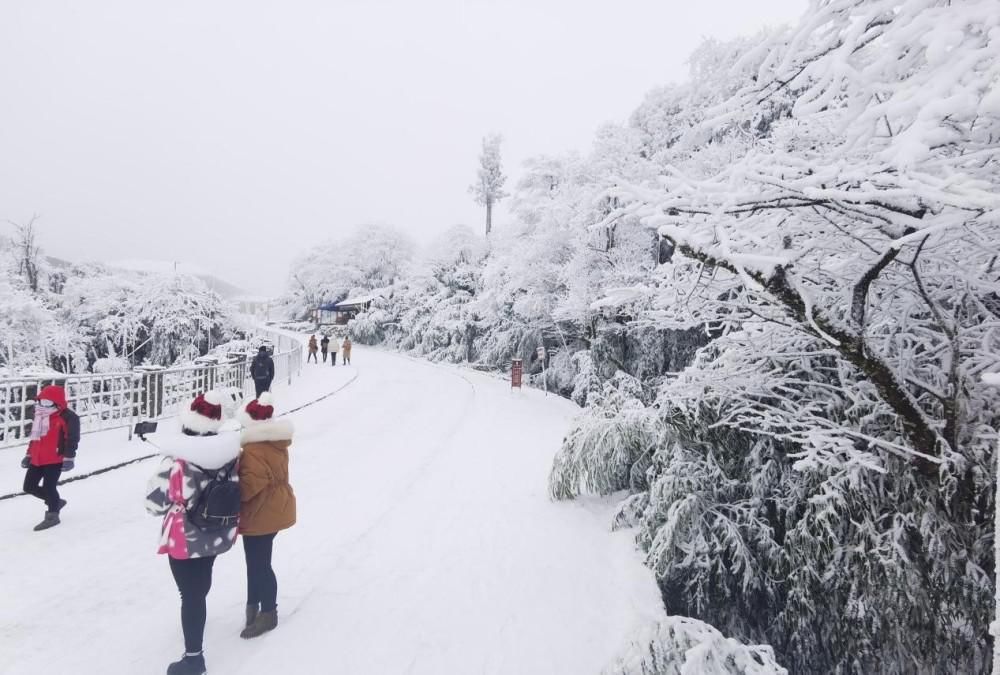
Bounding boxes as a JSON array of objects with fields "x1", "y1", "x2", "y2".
[
  {"x1": 329, "y1": 335, "x2": 339, "y2": 366},
  {"x1": 146, "y1": 392, "x2": 241, "y2": 675},
  {"x1": 237, "y1": 392, "x2": 296, "y2": 639},
  {"x1": 250, "y1": 346, "x2": 275, "y2": 397},
  {"x1": 320, "y1": 335, "x2": 330, "y2": 363},
  {"x1": 307, "y1": 335, "x2": 318, "y2": 363},
  {"x1": 20, "y1": 385, "x2": 80, "y2": 531},
  {"x1": 342, "y1": 337, "x2": 352, "y2": 365}
]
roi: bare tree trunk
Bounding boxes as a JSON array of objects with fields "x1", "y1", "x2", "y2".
[
  {"x1": 486, "y1": 198, "x2": 493, "y2": 237},
  {"x1": 10, "y1": 215, "x2": 41, "y2": 293}
]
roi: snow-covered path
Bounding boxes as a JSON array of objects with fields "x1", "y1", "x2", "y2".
[{"x1": 0, "y1": 346, "x2": 663, "y2": 675}]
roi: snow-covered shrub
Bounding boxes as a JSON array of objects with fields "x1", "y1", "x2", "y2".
[
  {"x1": 549, "y1": 372, "x2": 663, "y2": 500},
  {"x1": 611, "y1": 491, "x2": 650, "y2": 532},
  {"x1": 540, "y1": 348, "x2": 583, "y2": 397},
  {"x1": 569, "y1": 350, "x2": 600, "y2": 406},
  {"x1": 348, "y1": 306, "x2": 389, "y2": 345},
  {"x1": 602, "y1": 617, "x2": 786, "y2": 675}
]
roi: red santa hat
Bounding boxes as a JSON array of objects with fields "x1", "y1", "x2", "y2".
[
  {"x1": 180, "y1": 391, "x2": 225, "y2": 435},
  {"x1": 239, "y1": 391, "x2": 275, "y2": 427}
]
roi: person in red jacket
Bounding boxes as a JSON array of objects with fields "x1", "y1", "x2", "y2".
[{"x1": 20, "y1": 385, "x2": 80, "y2": 531}]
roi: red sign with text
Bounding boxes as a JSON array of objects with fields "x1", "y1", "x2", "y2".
[{"x1": 511, "y1": 358, "x2": 523, "y2": 389}]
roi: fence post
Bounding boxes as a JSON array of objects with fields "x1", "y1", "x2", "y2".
[
  {"x1": 135, "y1": 366, "x2": 164, "y2": 419},
  {"x1": 194, "y1": 357, "x2": 217, "y2": 393},
  {"x1": 23, "y1": 382, "x2": 38, "y2": 440}
]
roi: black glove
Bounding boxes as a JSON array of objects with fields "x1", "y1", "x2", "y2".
[
  {"x1": 21, "y1": 455, "x2": 30, "y2": 469},
  {"x1": 62, "y1": 458, "x2": 75, "y2": 472}
]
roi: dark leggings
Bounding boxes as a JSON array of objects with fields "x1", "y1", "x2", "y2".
[
  {"x1": 169, "y1": 556, "x2": 216, "y2": 654},
  {"x1": 243, "y1": 533, "x2": 278, "y2": 612},
  {"x1": 23, "y1": 464, "x2": 62, "y2": 511}
]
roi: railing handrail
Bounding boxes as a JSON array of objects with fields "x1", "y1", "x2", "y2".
[{"x1": 0, "y1": 326, "x2": 302, "y2": 450}]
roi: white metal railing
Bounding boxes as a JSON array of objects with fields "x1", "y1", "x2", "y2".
[{"x1": 0, "y1": 328, "x2": 302, "y2": 450}]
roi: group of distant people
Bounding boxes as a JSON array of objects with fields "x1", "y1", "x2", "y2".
[
  {"x1": 16, "y1": 340, "x2": 310, "y2": 675},
  {"x1": 307, "y1": 334, "x2": 352, "y2": 365}
]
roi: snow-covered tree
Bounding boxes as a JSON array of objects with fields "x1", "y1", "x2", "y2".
[
  {"x1": 555, "y1": 1, "x2": 1000, "y2": 670},
  {"x1": 281, "y1": 3, "x2": 1000, "y2": 669},
  {"x1": 0, "y1": 231, "x2": 240, "y2": 372},
  {"x1": 352, "y1": 225, "x2": 486, "y2": 361},
  {"x1": 469, "y1": 134, "x2": 509, "y2": 236},
  {"x1": 281, "y1": 223, "x2": 415, "y2": 319},
  {"x1": 10, "y1": 215, "x2": 43, "y2": 294}
]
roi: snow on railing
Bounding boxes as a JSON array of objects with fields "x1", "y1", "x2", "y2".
[{"x1": 0, "y1": 328, "x2": 302, "y2": 450}]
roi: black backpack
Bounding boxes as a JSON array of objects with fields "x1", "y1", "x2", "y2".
[
  {"x1": 59, "y1": 409, "x2": 81, "y2": 458},
  {"x1": 188, "y1": 459, "x2": 240, "y2": 531}
]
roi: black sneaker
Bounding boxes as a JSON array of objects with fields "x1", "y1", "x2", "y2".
[
  {"x1": 166, "y1": 652, "x2": 206, "y2": 675},
  {"x1": 33, "y1": 511, "x2": 60, "y2": 531}
]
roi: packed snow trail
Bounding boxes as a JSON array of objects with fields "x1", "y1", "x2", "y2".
[{"x1": 0, "y1": 346, "x2": 664, "y2": 675}]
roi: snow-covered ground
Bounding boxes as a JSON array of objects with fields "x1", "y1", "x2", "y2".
[{"x1": 0, "y1": 344, "x2": 664, "y2": 675}]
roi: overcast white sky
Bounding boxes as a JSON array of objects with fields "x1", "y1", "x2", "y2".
[{"x1": 0, "y1": 0, "x2": 804, "y2": 294}]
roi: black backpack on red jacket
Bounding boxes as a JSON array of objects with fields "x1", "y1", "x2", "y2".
[{"x1": 58, "y1": 409, "x2": 80, "y2": 458}]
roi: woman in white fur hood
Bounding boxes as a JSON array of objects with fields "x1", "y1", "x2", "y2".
[
  {"x1": 145, "y1": 390, "x2": 241, "y2": 675},
  {"x1": 236, "y1": 391, "x2": 296, "y2": 640}
]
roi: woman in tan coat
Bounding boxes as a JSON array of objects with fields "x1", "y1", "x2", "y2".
[{"x1": 237, "y1": 392, "x2": 296, "y2": 639}]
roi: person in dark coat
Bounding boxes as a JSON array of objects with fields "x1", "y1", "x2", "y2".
[
  {"x1": 250, "y1": 347, "x2": 275, "y2": 397},
  {"x1": 20, "y1": 385, "x2": 80, "y2": 531},
  {"x1": 320, "y1": 335, "x2": 330, "y2": 363}
]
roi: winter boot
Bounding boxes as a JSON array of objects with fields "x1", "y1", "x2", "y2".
[
  {"x1": 33, "y1": 511, "x2": 60, "y2": 531},
  {"x1": 245, "y1": 604, "x2": 259, "y2": 630},
  {"x1": 240, "y1": 610, "x2": 278, "y2": 639},
  {"x1": 166, "y1": 652, "x2": 206, "y2": 675},
  {"x1": 57, "y1": 499, "x2": 67, "y2": 511}
]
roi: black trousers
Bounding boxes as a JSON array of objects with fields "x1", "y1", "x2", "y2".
[
  {"x1": 243, "y1": 533, "x2": 278, "y2": 612},
  {"x1": 23, "y1": 464, "x2": 62, "y2": 511},
  {"x1": 330, "y1": 352, "x2": 337, "y2": 366},
  {"x1": 254, "y1": 379, "x2": 272, "y2": 398},
  {"x1": 307, "y1": 351, "x2": 318, "y2": 363},
  {"x1": 169, "y1": 556, "x2": 216, "y2": 654},
  {"x1": 321, "y1": 349, "x2": 328, "y2": 363}
]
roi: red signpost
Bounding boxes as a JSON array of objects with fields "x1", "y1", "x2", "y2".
[{"x1": 511, "y1": 358, "x2": 523, "y2": 389}]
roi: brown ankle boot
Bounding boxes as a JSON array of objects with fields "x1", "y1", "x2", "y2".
[
  {"x1": 240, "y1": 610, "x2": 278, "y2": 639},
  {"x1": 245, "y1": 604, "x2": 259, "y2": 630}
]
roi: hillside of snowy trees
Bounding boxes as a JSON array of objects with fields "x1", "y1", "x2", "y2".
[
  {"x1": 282, "y1": 1, "x2": 1000, "y2": 671},
  {"x1": 0, "y1": 222, "x2": 239, "y2": 375}
]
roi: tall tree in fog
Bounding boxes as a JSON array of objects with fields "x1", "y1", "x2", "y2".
[{"x1": 469, "y1": 134, "x2": 509, "y2": 236}]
